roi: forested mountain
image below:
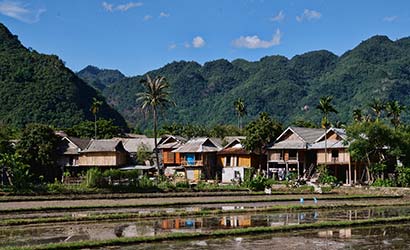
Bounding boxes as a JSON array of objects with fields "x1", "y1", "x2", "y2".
[
  {"x1": 77, "y1": 65, "x2": 125, "y2": 91},
  {"x1": 81, "y1": 34, "x2": 410, "y2": 129},
  {"x1": 0, "y1": 23, "x2": 127, "y2": 129}
]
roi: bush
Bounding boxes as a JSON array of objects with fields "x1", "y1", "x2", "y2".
[
  {"x1": 85, "y1": 168, "x2": 104, "y2": 188},
  {"x1": 137, "y1": 175, "x2": 155, "y2": 189},
  {"x1": 317, "y1": 165, "x2": 338, "y2": 185},
  {"x1": 243, "y1": 174, "x2": 268, "y2": 191},
  {"x1": 397, "y1": 165, "x2": 410, "y2": 187},
  {"x1": 372, "y1": 178, "x2": 396, "y2": 187},
  {"x1": 175, "y1": 181, "x2": 190, "y2": 189}
]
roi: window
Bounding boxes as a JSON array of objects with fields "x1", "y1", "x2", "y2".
[
  {"x1": 332, "y1": 150, "x2": 339, "y2": 158},
  {"x1": 226, "y1": 156, "x2": 231, "y2": 166},
  {"x1": 289, "y1": 150, "x2": 297, "y2": 160}
]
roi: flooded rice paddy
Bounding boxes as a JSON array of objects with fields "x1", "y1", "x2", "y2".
[
  {"x1": 109, "y1": 224, "x2": 410, "y2": 250},
  {"x1": 2, "y1": 205, "x2": 410, "y2": 248}
]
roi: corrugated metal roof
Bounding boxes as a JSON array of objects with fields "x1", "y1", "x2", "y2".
[
  {"x1": 82, "y1": 139, "x2": 125, "y2": 153},
  {"x1": 310, "y1": 140, "x2": 349, "y2": 149},
  {"x1": 67, "y1": 137, "x2": 91, "y2": 150},
  {"x1": 121, "y1": 138, "x2": 156, "y2": 153},
  {"x1": 172, "y1": 137, "x2": 221, "y2": 153},
  {"x1": 290, "y1": 126, "x2": 325, "y2": 144},
  {"x1": 269, "y1": 140, "x2": 307, "y2": 149}
]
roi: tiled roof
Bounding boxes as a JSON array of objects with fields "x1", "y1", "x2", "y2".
[
  {"x1": 68, "y1": 137, "x2": 91, "y2": 150},
  {"x1": 310, "y1": 140, "x2": 348, "y2": 149}
]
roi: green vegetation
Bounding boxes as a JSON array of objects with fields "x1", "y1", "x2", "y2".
[
  {"x1": 65, "y1": 119, "x2": 123, "y2": 139},
  {"x1": 81, "y1": 35, "x2": 410, "y2": 129},
  {"x1": 77, "y1": 65, "x2": 125, "y2": 91},
  {"x1": 0, "y1": 194, "x2": 401, "y2": 214},
  {"x1": 137, "y1": 75, "x2": 173, "y2": 174},
  {"x1": 0, "y1": 23, "x2": 127, "y2": 129}
]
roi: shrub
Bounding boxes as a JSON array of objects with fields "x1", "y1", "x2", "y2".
[
  {"x1": 397, "y1": 165, "x2": 410, "y2": 187},
  {"x1": 137, "y1": 175, "x2": 155, "y2": 189},
  {"x1": 372, "y1": 178, "x2": 396, "y2": 187},
  {"x1": 243, "y1": 174, "x2": 268, "y2": 191},
  {"x1": 85, "y1": 168, "x2": 104, "y2": 188},
  {"x1": 317, "y1": 165, "x2": 338, "y2": 185},
  {"x1": 175, "y1": 181, "x2": 190, "y2": 189}
]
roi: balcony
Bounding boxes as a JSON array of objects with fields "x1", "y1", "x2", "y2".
[
  {"x1": 288, "y1": 156, "x2": 298, "y2": 161},
  {"x1": 181, "y1": 160, "x2": 204, "y2": 166}
]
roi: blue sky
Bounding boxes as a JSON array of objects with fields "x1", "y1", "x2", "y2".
[{"x1": 0, "y1": 0, "x2": 408, "y2": 76}]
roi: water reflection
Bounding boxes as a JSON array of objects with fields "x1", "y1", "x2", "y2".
[{"x1": 3, "y1": 206, "x2": 410, "y2": 247}]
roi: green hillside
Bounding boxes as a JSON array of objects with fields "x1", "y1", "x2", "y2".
[
  {"x1": 0, "y1": 23, "x2": 127, "y2": 129},
  {"x1": 77, "y1": 65, "x2": 125, "y2": 91},
  {"x1": 83, "y1": 34, "x2": 410, "y2": 129}
]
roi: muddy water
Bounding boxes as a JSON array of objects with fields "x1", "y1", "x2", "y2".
[
  {"x1": 110, "y1": 224, "x2": 410, "y2": 250},
  {"x1": 2, "y1": 206, "x2": 410, "y2": 247}
]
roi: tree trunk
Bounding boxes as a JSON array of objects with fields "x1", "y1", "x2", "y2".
[
  {"x1": 94, "y1": 113, "x2": 97, "y2": 139},
  {"x1": 153, "y1": 107, "x2": 161, "y2": 176}
]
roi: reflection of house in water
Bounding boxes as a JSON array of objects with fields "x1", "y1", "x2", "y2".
[
  {"x1": 220, "y1": 215, "x2": 251, "y2": 228},
  {"x1": 160, "y1": 218, "x2": 203, "y2": 232},
  {"x1": 318, "y1": 228, "x2": 352, "y2": 238}
]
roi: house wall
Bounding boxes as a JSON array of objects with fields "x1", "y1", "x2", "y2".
[
  {"x1": 217, "y1": 155, "x2": 252, "y2": 168},
  {"x1": 79, "y1": 152, "x2": 127, "y2": 166},
  {"x1": 316, "y1": 148, "x2": 350, "y2": 164},
  {"x1": 163, "y1": 149, "x2": 180, "y2": 165}
]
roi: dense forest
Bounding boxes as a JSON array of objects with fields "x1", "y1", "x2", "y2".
[
  {"x1": 0, "y1": 23, "x2": 127, "y2": 129},
  {"x1": 79, "y1": 35, "x2": 410, "y2": 130}
]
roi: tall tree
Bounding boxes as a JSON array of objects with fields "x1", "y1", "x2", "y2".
[
  {"x1": 243, "y1": 112, "x2": 282, "y2": 170},
  {"x1": 15, "y1": 124, "x2": 60, "y2": 182},
  {"x1": 137, "y1": 75, "x2": 173, "y2": 175},
  {"x1": 90, "y1": 97, "x2": 103, "y2": 139},
  {"x1": 386, "y1": 100, "x2": 406, "y2": 128},
  {"x1": 352, "y1": 109, "x2": 363, "y2": 123},
  {"x1": 316, "y1": 96, "x2": 338, "y2": 166},
  {"x1": 370, "y1": 99, "x2": 385, "y2": 122},
  {"x1": 234, "y1": 98, "x2": 247, "y2": 129}
]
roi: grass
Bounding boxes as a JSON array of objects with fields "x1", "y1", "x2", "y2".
[
  {"x1": 0, "y1": 194, "x2": 401, "y2": 214},
  {"x1": 2, "y1": 202, "x2": 410, "y2": 226},
  {"x1": 3, "y1": 216, "x2": 410, "y2": 250},
  {"x1": 0, "y1": 186, "x2": 328, "y2": 202}
]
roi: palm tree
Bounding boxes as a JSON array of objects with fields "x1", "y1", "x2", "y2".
[
  {"x1": 234, "y1": 98, "x2": 247, "y2": 129},
  {"x1": 316, "y1": 96, "x2": 338, "y2": 166},
  {"x1": 352, "y1": 109, "x2": 363, "y2": 123},
  {"x1": 137, "y1": 75, "x2": 173, "y2": 175},
  {"x1": 386, "y1": 100, "x2": 406, "y2": 128},
  {"x1": 90, "y1": 97, "x2": 102, "y2": 139},
  {"x1": 370, "y1": 99, "x2": 385, "y2": 122}
]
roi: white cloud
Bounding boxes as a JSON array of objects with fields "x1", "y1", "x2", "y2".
[
  {"x1": 296, "y1": 9, "x2": 321, "y2": 22},
  {"x1": 232, "y1": 29, "x2": 282, "y2": 49},
  {"x1": 383, "y1": 16, "x2": 398, "y2": 22},
  {"x1": 159, "y1": 11, "x2": 170, "y2": 18},
  {"x1": 0, "y1": 0, "x2": 45, "y2": 23},
  {"x1": 168, "y1": 43, "x2": 177, "y2": 50},
  {"x1": 270, "y1": 10, "x2": 285, "y2": 22},
  {"x1": 184, "y1": 42, "x2": 191, "y2": 48},
  {"x1": 102, "y1": 1, "x2": 143, "y2": 12},
  {"x1": 192, "y1": 36, "x2": 205, "y2": 48},
  {"x1": 143, "y1": 14, "x2": 152, "y2": 21}
]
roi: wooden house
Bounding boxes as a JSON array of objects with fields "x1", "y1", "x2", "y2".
[
  {"x1": 158, "y1": 135, "x2": 186, "y2": 167},
  {"x1": 78, "y1": 139, "x2": 128, "y2": 167},
  {"x1": 311, "y1": 128, "x2": 362, "y2": 185},
  {"x1": 217, "y1": 138, "x2": 265, "y2": 183},
  {"x1": 57, "y1": 137, "x2": 90, "y2": 168},
  {"x1": 266, "y1": 127, "x2": 324, "y2": 180},
  {"x1": 172, "y1": 137, "x2": 221, "y2": 181}
]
